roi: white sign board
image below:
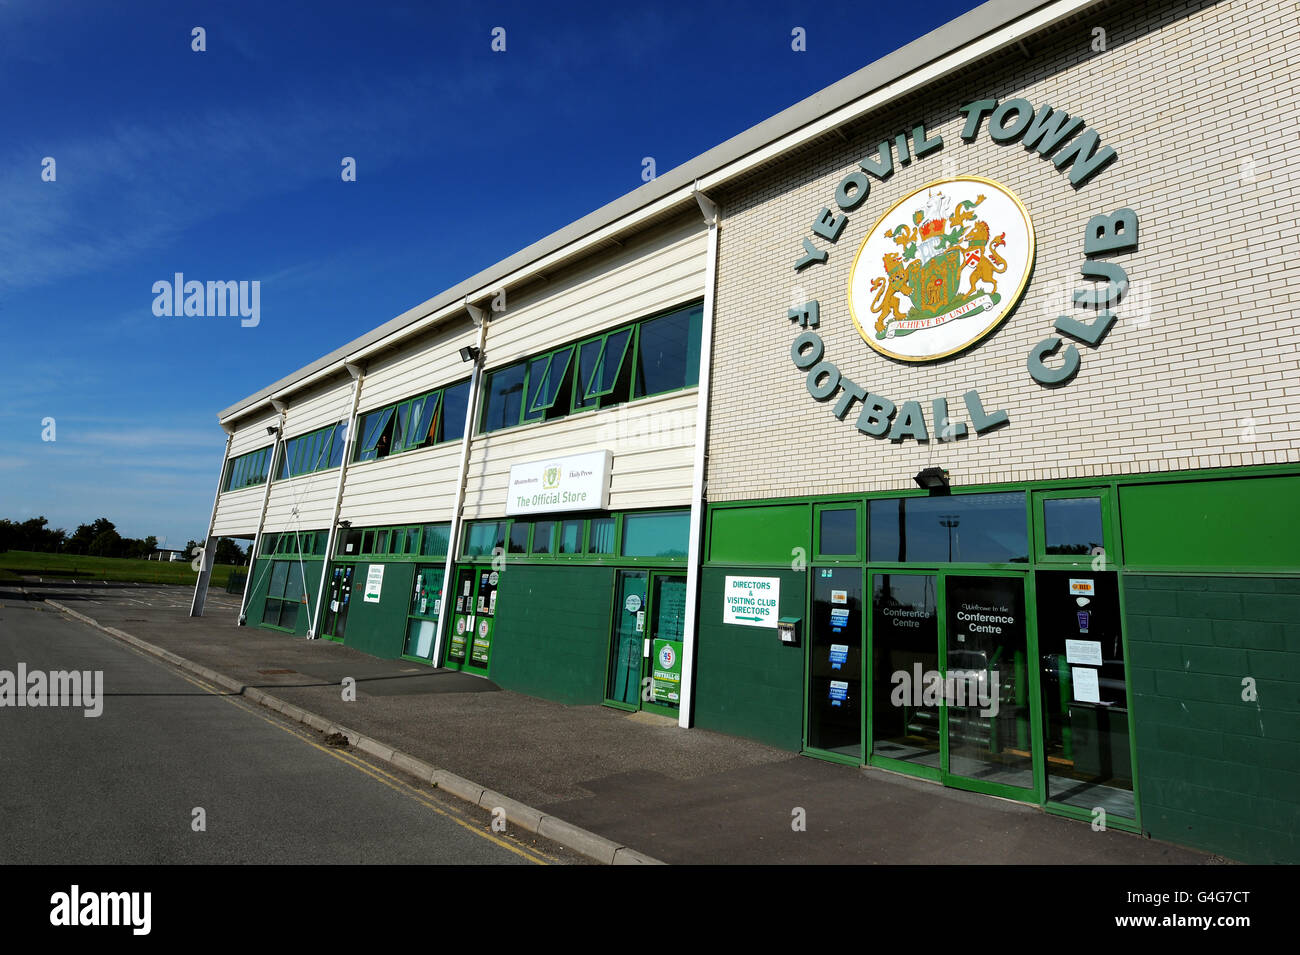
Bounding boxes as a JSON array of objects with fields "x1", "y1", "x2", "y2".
[
  {"x1": 506, "y1": 450, "x2": 611, "y2": 516},
  {"x1": 1065, "y1": 639, "x2": 1103, "y2": 666},
  {"x1": 363, "y1": 564, "x2": 384, "y2": 603},
  {"x1": 1069, "y1": 578, "x2": 1095, "y2": 596},
  {"x1": 1071, "y1": 666, "x2": 1101, "y2": 703},
  {"x1": 723, "y1": 576, "x2": 780, "y2": 629}
]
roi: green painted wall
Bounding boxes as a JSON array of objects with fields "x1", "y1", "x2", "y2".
[
  {"x1": 342, "y1": 561, "x2": 414, "y2": 659},
  {"x1": 1120, "y1": 476, "x2": 1300, "y2": 570},
  {"x1": 709, "y1": 503, "x2": 811, "y2": 564},
  {"x1": 1125, "y1": 574, "x2": 1300, "y2": 863},
  {"x1": 245, "y1": 557, "x2": 271, "y2": 627},
  {"x1": 491, "y1": 563, "x2": 615, "y2": 703},
  {"x1": 694, "y1": 566, "x2": 806, "y2": 751}
]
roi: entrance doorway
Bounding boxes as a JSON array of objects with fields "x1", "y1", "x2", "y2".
[
  {"x1": 804, "y1": 566, "x2": 863, "y2": 761},
  {"x1": 867, "y1": 569, "x2": 1036, "y2": 799},
  {"x1": 604, "y1": 570, "x2": 687, "y2": 716},
  {"x1": 320, "y1": 564, "x2": 354, "y2": 642},
  {"x1": 445, "y1": 564, "x2": 498, "y2": 676}
]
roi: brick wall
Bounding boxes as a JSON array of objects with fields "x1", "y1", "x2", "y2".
[{"x1": 708, "y1": 0, "x2": 1300, "y2": 500}]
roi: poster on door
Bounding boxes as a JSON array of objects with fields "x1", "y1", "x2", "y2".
[{"x1": 652, "y1": 639, "x2": 683, "y2": 706}]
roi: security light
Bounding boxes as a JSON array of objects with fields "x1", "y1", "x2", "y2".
[
  {"x1": 914, "y1": 467, "x2": 950, "y2": 492},
  {"x1": 459, "y1": 345, "x2": 480, "y2": 363},
  {"x1": 338, "y1": 520, "x2": 351, "y2": 528},
  {"x1": 266, "y1": 426, "x2": 280, "y2": 436}
]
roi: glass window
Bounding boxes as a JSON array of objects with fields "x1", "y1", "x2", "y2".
[
  {"x1": 559, "y1": 520, "x2": 583, "y2": 554},
  {"x1": 440, "y1": 379, "x2": 471, "y2": 443},
  {"x1": 1043, "y1": 498, "x2": 1105, "y2": 556},
  {"x1": 482, "y1": 364, "x2": 526, "y2": 433},
  {"x1": 634, "y1": 305, "x2": 703, "y2": 398},
  {"x1": 390, "y1": 528, "x2": 406, "y2": 555},
  {"x1": 584, "y1": 328, "x2": 633, "y2": 399},
  {"x1": 421, "y1": 523, "x2": 450, "y2": 557},
  {"x1": 328, "y1": 423, "x2": 347, "y2": 468},
  {"x1": 464, "y1": 522, "x2": 506, "y2": 557},
  {"x1": 374, "y1": 529, "x2": 390, "y2": 554},
  {"x1": 869, "y1": 493, "x2": 1028, "y2": 563},
  {"x1": 818, "y1": 507, "x2": 858, "y2": 556},
  {"x1": 355, "y1": 406, "x2": 395, "y2": 462},
  {"x1": 532, "y1": 521, "x2": 556, "y2": 555},
  {"x1": 622, "y1": 510, "x2": 690, "y2": 558},
  {"x1": 360, "y1": 530, "x2": 373, "y2": 554},
  {"x1": 508, "y1": 522, "x2": 530, "y2": 554},
  {"x1": 224, "y1": 446, "x2": 272, "y2": 492},
  {"x1": 588, "y1": 517, "x2": 615, "y2": 554},
  {"x1": 525, "y1": 347, "x2": 575, "y2": 421}
]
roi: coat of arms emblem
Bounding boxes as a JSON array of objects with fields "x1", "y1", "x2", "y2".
[
  {"x1": 848, "y1": 176, "x2": 1035, "y2": 362},
  {"x1": 543, "y1": 466, "x2": 561, "y2": 489}
]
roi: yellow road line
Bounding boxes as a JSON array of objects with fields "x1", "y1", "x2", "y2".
[{"x1": 172, "y1": 670, "x2": 559, "y2": 865}]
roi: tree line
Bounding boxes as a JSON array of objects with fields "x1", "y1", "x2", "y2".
[{"x1": 0, "y1": 516, "x2": 247, "y2": 563}]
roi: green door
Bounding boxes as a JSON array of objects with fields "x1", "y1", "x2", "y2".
[
  {"x1": 868, "y1": 568, "x2": 1038, "y2": 800},
  {"x1": 320, "y1": 563, "x2": 354, "y2": 642},
  {"x1": 402, "y1": 565, "x2": 445, "y2": 663},
  {"x1": 605, "y1": 570, "x2": 647, "y2": 708},
  {"x1": 804, "y1": 565, "x2": 864, "y2": 762},
  {"x1": 644, "y1": 572, "x2": 687, "y2": 717},
  {"x1": 446, "y1": 564, "x2": 497, "y2": 675},
  {"x1": 603, "y1": 570, "x2": 686, "y2": 716}
]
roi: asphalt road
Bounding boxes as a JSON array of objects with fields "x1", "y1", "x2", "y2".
[{"x1": 0, "y1": 597, "x2": 574, "y2": 865}]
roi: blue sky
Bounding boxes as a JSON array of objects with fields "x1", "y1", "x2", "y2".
[{"x1": 0, "y1": 0, "x2": 975, "y2": 547}]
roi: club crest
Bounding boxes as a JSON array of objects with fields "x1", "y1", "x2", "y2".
[{"x1": 848, "y1": 176, "x2": 1035, "y2": 362}]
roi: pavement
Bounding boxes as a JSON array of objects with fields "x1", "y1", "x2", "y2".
[{"x1": 4, "y1": 577, "x2": 1223, "y2": 865}]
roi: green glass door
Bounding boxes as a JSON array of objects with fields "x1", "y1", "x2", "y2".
[
  {"x1": 320, "y1": 563, "x2": 354, "y2": 642},
  {"x1": 941, "y1": 572, "x2": 1036, "y2": 797},
  {"x1": 402, "y1": 565, "x2": 444, "y2": 663},
  {"x1": 644, "y1": 572, "x2": 687, "y2": 717},
  {"x1": 805, "y1": 566, "x2": 863, "y2": 761},
  {"x1": 867, "y1": 569, "x2": 1038, "y2": 799},
  {"x1": 446, "y1": 566, "x2": 476, "y2": 671},
  {"x1": 606, "y1": 571, "x2": 647, "y2": 709},
  {"x1": 604, "y1": 570, "x2": 685, "y2": 715},
  {"x1": 869, "y1": 570, "x2": 941, "y2": 777}
]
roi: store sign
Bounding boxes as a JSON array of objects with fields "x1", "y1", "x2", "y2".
[
  {"x1": 848, "y1": 177, "x2": 1034, "y2": 362},
  {"x1": 363, "y1": 564, "x2": 384, "y2": 603},
  {"x1": 723, "y1": 576, "x2": 780, "y2": 628},
  {"x1": 785, "y1": 97, "x2": 1140, "y2": 444},
  {"x1": 506, "y1": 450, "x2": 611, "y2": 515}
]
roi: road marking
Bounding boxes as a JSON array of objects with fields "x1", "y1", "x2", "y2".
[{"x1": 170, "y1": 669, "x2": 560, "y2": 865}]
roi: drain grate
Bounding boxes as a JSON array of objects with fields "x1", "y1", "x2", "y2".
[{"x1": 256, "y1": 668, "x2": 297, "y2": 675}]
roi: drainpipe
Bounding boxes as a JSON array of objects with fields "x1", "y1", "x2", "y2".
[
  {"x1": 189, "y1": 427, "x2": 235, "y2": 617},
  {"x1": 679, "y1": 184, "x2": 719, "y2": 729},
  {"x1": 239, "y1": 399, "x2": 288, "y2": 625},
  {"x1": 308, "y1": 362, "x2": 365, "y2": 638},
  {"x1": 432, "y1": 301, "x2": 490, "y2": 666}
]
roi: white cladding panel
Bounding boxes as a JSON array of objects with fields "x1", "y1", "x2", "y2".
[
  {"x1": 483, "y1": 217, "x2": 708, "y2": 368},
  {"x1": 211, "y1": 485, "x2": 266, "y2": 537},
  {"x1": 463, "y1": 390, "x2": 698, "y2": 520},
  {"x1": 280, "y1": 377, "x2": 353, "y2": 438},
  {"x1": 262, "y1": 472, "x2": 338, "y2": 531},
  {"x1": 356, "y1": 320, "x2": 479, "y2": 412},
  {"x1": 338, "y1": 444, "x2": 463, "y2": 526},
  {"x1": 227, "y1": 410, "x2": 281, "y2": 458}
]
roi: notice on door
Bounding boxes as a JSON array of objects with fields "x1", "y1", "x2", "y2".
[
  {"x1": 363, "y1": 564, "x2": 384, "y2": 603},
  {"x1": 723, "y1": 576, "x2": 780, "y2": 628}
]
